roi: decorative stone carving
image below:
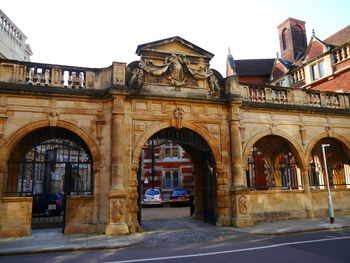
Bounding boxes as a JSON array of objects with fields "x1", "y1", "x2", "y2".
[
  {"x1": 173, "y1": 107, "x2": 184, "y2": 129},
  {"x1": 127, "y1": 54, "x2": 222, "y2": 96},
  {"x1": 208, "y1": 71, "x2": 221, "y2": 96},
  {"x1": 300, "y1": 126, "x2": 306, "y2": 145},
  {"x1": 128, "y1": 61, "x2": 146, "y2": 89},
  {"x1": 0, "y1": 111, "x2": 7, "y2": 138},
  {"x1": 48, "y1": 111, "x2": 59, "y2": 126},
  {"x1": 95, "y1": 114, "x2": 106, "y2": 143},
  {"x1": 238, "y1": 195, "x2": 247, "y2": 214},
  {"x1": 44, "y1": 69, "x2": 50, "y2": 85},
  {"x1": 110, "y1": 199, "x2": 124, "y2": 223}
]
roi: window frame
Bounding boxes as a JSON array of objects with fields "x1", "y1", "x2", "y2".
[
  {"x1": 163, "y1": 169, "x2": 181, "y2": 189},
  {"x1": 311, "y1": 60, "x2": 325, "y2": 81}
]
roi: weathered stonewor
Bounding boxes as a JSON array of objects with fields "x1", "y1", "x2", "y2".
[{"x1": 1, "y1": 36, "x2": 350, "y2": 238}]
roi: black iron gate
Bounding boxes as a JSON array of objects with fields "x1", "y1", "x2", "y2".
[
  {"x1": 6, "y1": 127, "x2": 93, "y2": 230},
  {"x1": 201, "y1": 150, "x2": 216, "y2": 223}
]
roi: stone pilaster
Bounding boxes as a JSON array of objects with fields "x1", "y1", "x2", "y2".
[
  {"x1": 216, "y1": 165, "x2": 231, "y2": 226},
  {"x1": 105, "y1": 193, "x2": 129, "y2": 236},
  {"x1": 106, "y1": 95, "x2": 129, "y2": 235},
  {"x1": 302, "y1": 166, "x2": 315, "y2": 218},
  {"x1": 229, "y1": 104, "x2": 246, "y2": 189},
  {"x1": 110, "y1": 96, "x2": 126, "y2": 191}
]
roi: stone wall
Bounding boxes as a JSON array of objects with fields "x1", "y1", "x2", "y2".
[{"x1": 0, "y1": 197, "x2": 32, "y2": 237}]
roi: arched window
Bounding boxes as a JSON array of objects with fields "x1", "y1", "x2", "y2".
[
  {"x1": 309, "y1": 138, "x2": 350, "y2": 189},
  {"x1": 282, "y1": 28, "x2": 288, "y2": 50},
  {"x1": 247, "y1": 136, "x2": 302, "y2": 190},
  {"x1": 295, "y1": 25, "x2": 305, "y2": 46}
]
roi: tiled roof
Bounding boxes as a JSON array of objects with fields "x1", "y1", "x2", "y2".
[
  {"x1": 235, "y1": 59, "x2": 275, "y2": 76},
  {"x1": 324, "y1": 24, "x2": 350, "y2": 46}
]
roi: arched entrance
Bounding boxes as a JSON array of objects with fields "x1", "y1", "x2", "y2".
[
  {"x1": 5, "y1": 127, "x2": 93, "y2": 230},
  {"x1": 137, "y1": 127, "x2": 216, "y2": 225}
]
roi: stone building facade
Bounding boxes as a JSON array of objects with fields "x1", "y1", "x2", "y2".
[
  {"x1": 0, "y1": 9, "x2": 32, "y2": 61},
  {"x1": 0, "y1": 21, "x2": 350, "y2": 238}
]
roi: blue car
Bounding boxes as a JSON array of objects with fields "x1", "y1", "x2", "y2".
[{"x1": 32, "y1": 193, "x2": 64, "y2": 216}]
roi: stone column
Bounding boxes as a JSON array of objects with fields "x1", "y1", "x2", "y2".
[
  {"x1": 106, "y1": 95, "x2": 129, "y2": 235},
  {"x1": 229, "y1": 104, "x2": 246, "y2": 189},
  {"x1": 302, "y1": 166, "x2": 315, "y2": 218}
]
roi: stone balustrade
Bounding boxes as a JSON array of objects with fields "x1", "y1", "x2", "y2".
[
  {"x1": 0, "y1": 59, "x2": 126, "y2": 89},
  {"x1": 242, "y1": 85, "x2": 350, "y2": 109},
  {"x1": 0, "y1": 9, "x2": 26, "y2": 47},
  {"x1": 290, "y1": 68, "x2": 305, "y2": 84},
  {"x1": 0, "y1": 59, "x2": 349, "y2": 110},
  {"x1": 333, "y1": 43, "x2": 350, "y2": 64}
]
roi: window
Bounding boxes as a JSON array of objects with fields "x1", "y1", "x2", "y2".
[
  {"x1": 282, "y1": 28, "x2": 288, "y2": 50},
  {"x1": 311, "y1": 60, "x2": 325, "y2": 80},
  {"x1": 164, "y1": 170, "x2": 180, "y2": 189},
  {"x1": 163, "y1": 143, "x2": 180, "y2": 159}
]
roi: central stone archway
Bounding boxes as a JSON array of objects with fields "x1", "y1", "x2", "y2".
[{"x1": 137, "y1": 127, "x2": 217, "y2": 226}]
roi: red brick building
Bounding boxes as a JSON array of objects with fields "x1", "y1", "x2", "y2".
[
  {"x1": 227, "y1": 17, "x2": 350, "y2": 95},
  {"x1": 140, "y1": 141, "x2": 194, "y2": 195}
]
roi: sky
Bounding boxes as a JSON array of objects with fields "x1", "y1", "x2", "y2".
[{"x1": 2, "y1": 0, "x2": 350, "y2": 76}]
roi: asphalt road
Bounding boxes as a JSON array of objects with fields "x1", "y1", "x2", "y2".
[{"x1": 1, "y1": 229, "x2": 350, "y2": 263}]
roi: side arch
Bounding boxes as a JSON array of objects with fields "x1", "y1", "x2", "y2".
[
  {"x1": 132, "y1": 122, "x2": 221, "y2": 168},
  {"x1": 242, "y1": 129, "x2": 306, "y2": 169},
  {"x1": 0, "y1": 120, "x2": 101, "y2": 165},
  {"x1": 305, "y1": 132, "x2": 350, "y2": 158}
]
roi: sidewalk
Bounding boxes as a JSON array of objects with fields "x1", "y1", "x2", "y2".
[
  {"x1": 1, "y1": 215, "x2": 350, "y2": 256},
  {"x1": 0, "y1": 228, "x2": 146, "y2": 256},
  {"x1": 233, "y1": 215, "x2": 350, "y2": 235}
]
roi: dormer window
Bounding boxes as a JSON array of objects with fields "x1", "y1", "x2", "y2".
[{"x1": 311, "y1": 60, "x2": 325, "y2": 80}]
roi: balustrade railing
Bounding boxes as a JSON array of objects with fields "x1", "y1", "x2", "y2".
[
  {"x1": 243, "y1": 85, "x2": 350, "y2": 109},
  {"x1": 0, "y1": 59, "x2": 126, "y2": 90},
  {"x1": 333, "y1": 43, "x2": 350, "y2": 64},
  {"x1": 0, "y1": 9, "x2": 26, "y2": 47},
  {"x1": 305, "y1": 92, "x2": 321, "y2": 107},
  {"x1": 26, "y1": 66, "x2": 85, "y2": 88},
  {"x1": 271, "y1": 89, "x2": 288, "y2": 103},
  {"x1": 248, "y1": 86, "x2": 266, "y2": 102},
  {"x1": 290, "y1": 68, "x2": 305, "y2": 84}
]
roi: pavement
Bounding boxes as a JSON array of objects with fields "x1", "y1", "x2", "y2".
[{"x1": 1, "y1": 214, "x2": 350, "y2": 256}]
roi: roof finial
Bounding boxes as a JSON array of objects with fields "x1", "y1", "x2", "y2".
[
  {"x1": 276, "y1": 52, "x2": 279, "y2": 59},
  {"x1": 312, "y1": 29, "x2": 315, "y2": 37},
  {"x1": 228, "y1": 47, "x2": 231, "y2": 55}
]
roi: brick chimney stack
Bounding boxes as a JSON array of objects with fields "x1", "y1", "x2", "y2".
[{"x1": 278, "y1": 18, "x2": 307, "y2": 63}]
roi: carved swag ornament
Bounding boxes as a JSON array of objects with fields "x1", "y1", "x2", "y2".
[{"x1": 128, "y1": 54, "x2": 221, "y2": 96}]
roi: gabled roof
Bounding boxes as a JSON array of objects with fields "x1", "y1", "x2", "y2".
[
  {"x1": 235, "y1": 59, "x2": 275, "y2": 76},
  {"x1": 135, "y1": 36, "x2": 214, "y2": 58},
  {"x1": 324, "y1": 24, "x2": 350, "y2": 46}
]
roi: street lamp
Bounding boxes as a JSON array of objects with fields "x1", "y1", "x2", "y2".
[{"x1": 321, "y1": 144, "x2": 335, "y2": 224}]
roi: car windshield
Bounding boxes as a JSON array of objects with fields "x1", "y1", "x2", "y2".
[
  {"x1": 173, "y1": 190, "x2": 188, "y2": 195},
  {"x1": 145, "y1": 189, "x2": 160, "y2": 195}
]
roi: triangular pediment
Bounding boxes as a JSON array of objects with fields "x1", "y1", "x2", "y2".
[{"x1": 136, "y1": 36, "x2": 214, "y2": 60}]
